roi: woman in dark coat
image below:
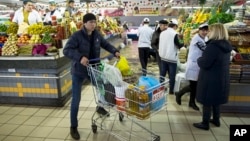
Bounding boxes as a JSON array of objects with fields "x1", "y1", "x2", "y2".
[{"x1": 193, "y1": 23, "x2": 232, "y2": 130}]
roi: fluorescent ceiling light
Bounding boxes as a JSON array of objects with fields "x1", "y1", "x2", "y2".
[{"x1": 0, "y1": 5, "x2": 7, "y2": 7}]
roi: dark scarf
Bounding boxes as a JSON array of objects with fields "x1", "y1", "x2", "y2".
[{"x1": 50, "y1": 10, "x2": 55, "y2": 16}]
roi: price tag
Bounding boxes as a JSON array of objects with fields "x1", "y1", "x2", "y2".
[
  {"x1": 152, "y1": 86, "x2": 165, "y2": 103},
  {"x1": 8, "y1": 68, "x2": 16, "y2": 72}
]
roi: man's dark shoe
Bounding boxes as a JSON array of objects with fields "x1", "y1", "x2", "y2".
[
  {"x1": 193, "y1": 122, "x2": 209, "y2": 130},
  {"x1": 70, "y1": 127, "x2": 80, "y2": 140},
  {"x1": 96, "y1": 106, "x2": 110, "y2": 116},
  {"x1": 210, "y1": 119, "x2": 220, "y2": 127},
  {"x1": 189, "y1": 103, "x2": 199, "y2": 111},
  {"x1": 175, "y1": 92, "x2": 181, "y2": 105}
]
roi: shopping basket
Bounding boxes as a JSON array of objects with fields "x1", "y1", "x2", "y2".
[{"x1": 87, "y1": 61, "x2": 169, "y2": 141}]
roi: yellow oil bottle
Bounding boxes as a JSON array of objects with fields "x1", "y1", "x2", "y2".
[{"x1": 137, "y1": 86, "x2": 150, "y2": 120}]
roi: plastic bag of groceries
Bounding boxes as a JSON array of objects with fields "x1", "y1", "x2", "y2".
[
  {"x1": 116, "y1": 56, "x2": 132, "y2": 76},
  {"x1": 103, "y1": 63, "x2": 123, "y2": 86}
]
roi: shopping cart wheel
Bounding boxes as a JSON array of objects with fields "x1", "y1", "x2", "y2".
[
  {"x1": 92, "y1": 124, "x2": 97, "y2": 133},
  {"x1": 119, "y1": 112, "x2": 124, "y2": 122},
  {"x1": 153, "y1": 135, "x2": 160, "y2": 141}
]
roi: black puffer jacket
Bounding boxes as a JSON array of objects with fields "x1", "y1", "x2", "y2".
[
  {"x1": 151, "y1": 28, "x2": 161, "y2": 50},
  {"x1": 63, "y1": 28, "x2": 119, "y2": 77},
  {"x1": 196, "y1": 40, "x2": 232, "y2": 106}
]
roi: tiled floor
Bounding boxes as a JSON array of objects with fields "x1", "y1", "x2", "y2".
[{"x1": 0, "y1": 41, "x2": 250, "y2": 141}]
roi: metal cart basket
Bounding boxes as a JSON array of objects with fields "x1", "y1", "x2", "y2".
[{"x1": 87, "y1": 62, "x2": 169, "y2": 141}]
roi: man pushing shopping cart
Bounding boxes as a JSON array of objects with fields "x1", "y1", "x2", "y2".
[{"x1": 63, "y1": 13, "x2": 120, "y2": 140}]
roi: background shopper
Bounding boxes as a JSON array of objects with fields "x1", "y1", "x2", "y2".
[
  {"x1": 151, "y1": 19, "x2": 168, "y2": 74},
  {"x1": 159, "y1": 19, "x2": 184, "y2": 94},
  {"x1": 193, "y1": 23, "x2": 232, "y2": 130},
  {"x1": 137, "y1": 17, "x2": 154, "y2": 75}
]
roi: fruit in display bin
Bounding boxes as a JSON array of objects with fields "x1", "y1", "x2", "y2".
[
  {"x1": 27, "y1": 23, "x2": 43, "y2": 35},
  {"x1": 18, "y1": 44, "x2": 33, "y2": 56},
  {"x1": 2, "y1": 34, "x2": 18, "y2": 56},
  {"x1": 0, "y1": 35, "x2": 7, "y2": 44},
  {"x1": 29, "y1": 34, "x2": 41, "y2": 44},
  {"x1": 6, "y1": 22, "x2": 18, "y2": 34},
  {"x1": 42, "y1": 25, "x2": 57, "y2": 34},
  {"x1": 41, "y1": 32, "x2": 53, "y2": 46},
  {"x1": 46, "y1": 46, "x2": 58, "y2": 55},
  {"x1": 0, "y1": 24, "x2": 7, "y2": 33},
  {"x1": 17, "y1": 34, "x2": 30, "y2": 44}
]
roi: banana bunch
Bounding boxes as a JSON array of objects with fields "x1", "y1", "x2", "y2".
[
  {"x1": 238, "y1": 47, "x2": 250, "y2": 53},
  {"x1": 183, "y1": 27, "x2": 191, "y2": 45},
  {"x1": 27, "y1": 23, "x2": 44, "y2": 35},
  {"x1": 98, "y1": 17, "x2": 121, "y2": 34},
  {"x1": 42, "y1": 25, "x2": 56, "y2": 34},
  {"x1": 192, "y1": 9, "x2": 202, "y2": 23},
  {"x1": 192, "y1": 9, "x2": 211, "y2": 24},
  {"x1": 6, "y1": 22, "x2": 18, "y2": 34}
]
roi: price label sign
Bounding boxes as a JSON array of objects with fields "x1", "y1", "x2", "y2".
[
  {"x1": 8, "y1": 68, "x2": 16, "y2": 72},
  {"x1": 152, "y1": 86, "x2": 165, "y2": 103}
]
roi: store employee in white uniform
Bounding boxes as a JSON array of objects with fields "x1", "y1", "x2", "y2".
[
  {"x1": 12, "y1": 0, "x2": 42, "y2": 25},
  {"x1": 44, "y1": 1, "x2": 62, "y2": 25}
]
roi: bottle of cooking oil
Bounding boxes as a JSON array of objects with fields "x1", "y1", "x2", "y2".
[
  {"x1": 137, "y1": 86, "x2": 150, "y2": 120},
  {"x1": 131, "y1": 87, "x2": 139, "y2": 116},
  {"x1": 125, "y1": 85, "x2": 135, "y2": 115}
]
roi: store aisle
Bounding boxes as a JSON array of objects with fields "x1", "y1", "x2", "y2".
[{"x1": 0, "y1": 41, "x2": 250, "y2": 141}]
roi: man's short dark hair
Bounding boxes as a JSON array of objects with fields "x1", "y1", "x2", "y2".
[
  {"x1": 69, "y1": 0, "x2": 75, "y2": 3},
  {"x1": 23, "y1": 0, "x2": 34, "y2": 5}
]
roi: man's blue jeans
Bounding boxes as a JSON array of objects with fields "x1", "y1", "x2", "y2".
[
  {"x1": 71, "y1": 74, "x2": 85, "y2": 128},
  {"x1": 160, "y1": 61, "x2": 177, "y2": 94}
]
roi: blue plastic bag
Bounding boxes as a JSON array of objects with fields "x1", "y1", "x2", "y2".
[{"x1": 138, "y1": 76, "x2": 160, "y2": 90}]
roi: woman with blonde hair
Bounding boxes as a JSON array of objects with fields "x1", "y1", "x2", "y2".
[{"x1": 193, "y1": 23, "x2": 232, "y2": 130}]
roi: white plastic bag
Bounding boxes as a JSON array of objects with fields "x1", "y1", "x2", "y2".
[{"x1": 103, "y1": 63, "x2": 123, "y2": 86}]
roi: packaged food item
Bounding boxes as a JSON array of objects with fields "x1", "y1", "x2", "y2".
[
  {"x1": 137, "y1": 86, "x2": 150, "y2": 120},
  {"x1": 116, "y1": 97, "x2": 125, "y2": 111},
  {"x1": 125, "y1": 85, "x2": 138, "y2": 116}
]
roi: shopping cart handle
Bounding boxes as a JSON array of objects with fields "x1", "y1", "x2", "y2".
[
  {"x1": 89, "y1": 58, "x2": 102, "y2": 62},
  {"x1": 89, "y1": 54, "x2": 116, "y2": 63}
]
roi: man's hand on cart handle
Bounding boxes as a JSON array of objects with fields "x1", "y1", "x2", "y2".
[
  {"x1": 115, "y1": 52, "x2": 120, "y2": 59},
  {"x1": 80, "y1": 56, "x2": 89, "y2": 66}
]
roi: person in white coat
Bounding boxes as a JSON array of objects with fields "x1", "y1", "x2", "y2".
[
  {"x1": 43, "y1": 1, "x2": 62, "y2": 25},
  {"x1": 175, "y1": 23, "x2": 208, "y2": 110},
  {"x1": 137, "y1": 18, "x2": 154, "y2": 75},
  {"x1": 12, "y1": 0, "x2": 42, "y2": 25}
]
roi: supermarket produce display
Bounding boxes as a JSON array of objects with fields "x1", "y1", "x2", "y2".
[{"x1": 0, "y1": 11, "x2": 123, "y2": 106}]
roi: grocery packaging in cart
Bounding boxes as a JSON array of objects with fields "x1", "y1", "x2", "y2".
[
  {"x1": 87, "y1": 62, "x2": 168, "y2": 141},
  {"x1": 138, "y1": 76, "x2": 166, "y2": 111}
]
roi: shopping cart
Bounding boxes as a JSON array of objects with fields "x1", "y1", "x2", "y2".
[{"x1": 87, "y1": 61, "x2": 169, "y2": 141}]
